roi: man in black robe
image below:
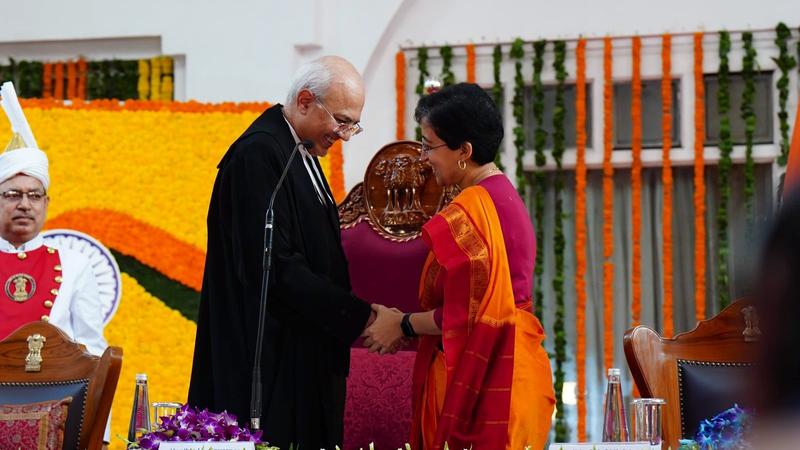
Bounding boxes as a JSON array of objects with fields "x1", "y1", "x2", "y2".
[{"x1": 188, "y1": 56, "x2": 378, "y2": 448}]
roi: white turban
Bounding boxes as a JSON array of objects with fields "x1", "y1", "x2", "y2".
[{"x1": 0, "y1": 148, "x2": 50, "y2": 190}]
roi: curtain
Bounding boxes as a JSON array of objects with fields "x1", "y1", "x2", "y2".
[{"x1": 528, "y1": 163, "x2": 774, "y2": 441}]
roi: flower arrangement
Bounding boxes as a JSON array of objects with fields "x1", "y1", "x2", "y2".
[
  {"x1": 128, "y1": 404, "x2": 269, "y2": 449},
  {"x1": 678, "y1": 405, "x2": 752, "y2": 450}
]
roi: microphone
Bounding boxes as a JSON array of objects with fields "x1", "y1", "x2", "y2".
[{"x1": 250, "y1": 138, "x2": 313, "y2": 430}]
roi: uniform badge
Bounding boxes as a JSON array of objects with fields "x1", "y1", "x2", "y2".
[{"x1": 4, "y1": 273, "x2": 36, "y2": 302}]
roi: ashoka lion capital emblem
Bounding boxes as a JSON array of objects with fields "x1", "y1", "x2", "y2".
[
  {"x1": 5, "y1": 273, "x2": 36, "y2": 303},
  {"x1": 374, "y1": 154, "x2": 431, "y2": 228}
]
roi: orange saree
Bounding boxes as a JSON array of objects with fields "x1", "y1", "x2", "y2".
[{"x1": 410, "y1": 184, "x2": 555, "y2": 450}]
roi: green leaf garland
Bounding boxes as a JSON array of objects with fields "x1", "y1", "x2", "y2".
[
  {"x1": 492, "y1": 44, "x2": 506, "y2": 172},
  {"x1": 774, "y1": 23, "x2": 796, "y2": 167},
  {"x1": 552, "y1": 39, "x2": 569, "y2": 443},
  {"x1": 440, "y1": 45, "x2": 455, "y2": 87},
  {"x1": 415, "y1": 47, "x2": 429, "y2": 141},
  {"x1": 741, "y1": 32, "x2": 757, "y2": 233},
  {"x1": 532, "y1": 39, "x2": 547, "y2": 329},
  {"x1": 717, "y1": 31, "x2": 733, "y2": 310},
  {"x1": 510, "y1": 38, "x2": 526, "y2": 195}
]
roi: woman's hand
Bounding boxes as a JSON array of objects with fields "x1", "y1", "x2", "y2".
[{"x1": 362, "y1": 304, "x2": 405, "y2": 355}]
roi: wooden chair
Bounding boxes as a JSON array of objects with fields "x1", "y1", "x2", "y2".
[
  {"x1": 623, "y1": 299, "x2": 759, "y2": 449},
  {"x1": 338, "y1": 141, "x2": 456, "y2": 449},
  {"x1": 0, "y1": 321, "x2": 122, "y2": 450}
]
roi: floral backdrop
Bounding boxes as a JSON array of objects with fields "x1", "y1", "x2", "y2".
[{"x1": 1, "y1": 99, "x2": 346, "y2": 448}]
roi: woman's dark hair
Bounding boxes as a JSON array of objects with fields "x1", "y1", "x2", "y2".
[{"x1": 414, "y1": 82, "x2": 503, "y2": 165}]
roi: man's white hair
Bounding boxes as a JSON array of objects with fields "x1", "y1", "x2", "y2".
[{"x1": 285, "y1": 59, "x2": 334, "y2": 105}]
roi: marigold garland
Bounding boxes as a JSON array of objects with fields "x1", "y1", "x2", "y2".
[
  {"x1": 20, "y1": 98, "x2": 271, "y2": 113},
  {"x1": 693, "y1": 32, "x2": 706, "y2": 324},
  {"x1": 328, "y1": 139, "x2": 346, "y2": 203},
  {"x1": 150, "y1": 56, "x2": 162, "y2": 101},
  {"x1": 395, "y1": 51, "x2": 406, "y2": 140},
  {"x1": 602, "y1": 36, "x2": 615, "y2": 372},
  {"x1": 43, "y1": 63, "x2": 53, "y2": 99},
  {"x1": 631, "y1": 36, "x2": 643, "y2": 327},
  {"x1": 466, "y1": 43, "x2": 476, "y2": 83},
  {"x1": 53, "y1": 62, "x2": 64, "y2": 100},
  {"x1": 161, "y1": 57, "x2": 174, "y2": 102},
  {"x1": 77, "y1": 58, "x2": 87, "y2": 100},
  {"x1": 662, "y1": 34, "x2": 675, "y2": 337},
  {"x1": 66, "y1": 60, "x2": 77, "y2": 99},
  {"x1": 574, "y1": 37, "x2": 588, "y2": 443}
]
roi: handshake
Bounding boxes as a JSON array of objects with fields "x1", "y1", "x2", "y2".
[{"x1": 361, "y1": 303, "x2": 409, "y2": 355}]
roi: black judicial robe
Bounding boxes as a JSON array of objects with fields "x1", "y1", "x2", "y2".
[{"x1": 188, "y1": 105, "x2": 371, "y2": 448}]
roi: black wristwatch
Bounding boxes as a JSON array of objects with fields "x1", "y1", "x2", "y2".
[{"x1": 401, "y1": 313, "x2": 417, "y2": 338}]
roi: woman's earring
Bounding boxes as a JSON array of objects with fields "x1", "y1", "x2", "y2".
[{"x1": 458, "y1": 160, "x2": 467, "y2": 170}]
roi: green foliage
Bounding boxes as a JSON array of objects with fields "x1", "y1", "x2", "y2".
[
  {"x1": 510, "y1": 38, "x2": 526, "y2": 195},
  {"x1": 551, "y1": 39, "x2": 569, "y2": 444},
  {"x1": 86, "y1": 59, "x2": 139, "y2": 100},
  {"x1": 440, "y1": 45, "x2": 455, "y2": 86},
  {"x1": 741, "y1": 32, "x2": 757, "y2": 235},
  {"x1": 774, "y1": 23, "x2": 797, "y2": 167},
  {"x1": 415, "y1": 47, "x2": 429, "y2": 141},
  {"x1": 531, "y1": 40, "x2": 547, "y2": 329},
  {"x1": 717, "y1": 30, "x2": 733, "y2": 310},
  {"x1": 0, "y1": 59, "x2": 43, "y2": 98},
  {"x1": 492, "y1": 44, "x2": 506, "y2": 172}
]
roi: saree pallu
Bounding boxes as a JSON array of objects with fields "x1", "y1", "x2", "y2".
[{"x1": 410, "y1": 185, "x2": 555, "y2": 450}]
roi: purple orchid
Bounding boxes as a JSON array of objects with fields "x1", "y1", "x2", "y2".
[{"x1": 129, "y1": 404, "x2": 264, "y2": 449}]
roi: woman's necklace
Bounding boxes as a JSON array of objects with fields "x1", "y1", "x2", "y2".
[{"x1": 472, "y1": 164, "x2": 502, "y2": 185}]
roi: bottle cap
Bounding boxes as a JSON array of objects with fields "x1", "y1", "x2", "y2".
[
  {"x1": 136, "y1": 373, "x2": 148, "y2": 381},
  {"x1": 608, "y1": 368, "x2": 621, "y2": 376}
]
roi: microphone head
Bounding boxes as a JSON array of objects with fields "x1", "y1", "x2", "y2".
[{"x1": 301, "y1": 139, "x2": 314, "y2": 150}]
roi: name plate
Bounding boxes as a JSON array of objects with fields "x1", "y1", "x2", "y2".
[
  {"x1": 549, "y1": 443, "x2": 660, "y2": 450},
  {"x1": 159, "y1": 443, "x2": 256, "y2": 450}
]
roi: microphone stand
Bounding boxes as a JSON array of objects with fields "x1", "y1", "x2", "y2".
[{"x1": 250, "y1": 139, "x2": 310, "y2": 430}]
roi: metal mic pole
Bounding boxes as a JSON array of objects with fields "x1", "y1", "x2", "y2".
[{"x1": 250, "y1": 139, "x2": 309, "y2": 429}]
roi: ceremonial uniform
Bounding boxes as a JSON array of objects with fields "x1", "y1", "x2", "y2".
[
  {"x1": 0, "y1": 234, "x2": 106, "y2": 356},
  {"x1": 0, "y1": 80, "x2": 111, "y2": 442}
]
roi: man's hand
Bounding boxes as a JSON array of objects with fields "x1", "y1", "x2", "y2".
[{"x1": 362, "y1": 304, "x2": 405, "y2": 355}]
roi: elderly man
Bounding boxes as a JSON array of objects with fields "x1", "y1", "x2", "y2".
[{"x1": 189, "y1": 56, "x2": 396, "y2": 448}]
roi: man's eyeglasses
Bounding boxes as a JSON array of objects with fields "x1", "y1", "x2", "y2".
[
  {"x1": 0, "y1": 190, "x2": 47, "y2": 204},
  {"x1": 421, "y1": 142, "x2": 449, "y2": 154},
  {"x1": 315, "y1": 98, "x2": 363, "y2": 138}
]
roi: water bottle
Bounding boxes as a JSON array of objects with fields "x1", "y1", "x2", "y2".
[
  {"x1": 602, "y1": 368, "x2": 630, "y2": 442},
  {"x1": 127, "y1": 373, "x2": 152, "y2": 444}
]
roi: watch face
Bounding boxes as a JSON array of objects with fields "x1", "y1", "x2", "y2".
[{"x1": 42, "y1": 229, "x2": 122, "y2": 325}]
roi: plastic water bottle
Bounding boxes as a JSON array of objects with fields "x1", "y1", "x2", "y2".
[
  {"x1": 127, "y1": 373, "x2": 151, "y2": 444},
  {"x1": 602, "y1": 368, "x2": 630, "y2": 442}
]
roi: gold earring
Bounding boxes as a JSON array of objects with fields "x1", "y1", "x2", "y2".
[{"x1": 458, "y1": 160, "x2": 467, "y2": 170}]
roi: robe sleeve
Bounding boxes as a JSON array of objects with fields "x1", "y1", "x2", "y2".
[{"x1": 222, "y1": 133, "x2": 371, "y2": 345}]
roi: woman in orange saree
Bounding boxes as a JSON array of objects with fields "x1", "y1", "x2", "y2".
[{"x1": 366, "y1": 83, "x2": 555, "y2": 449}]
